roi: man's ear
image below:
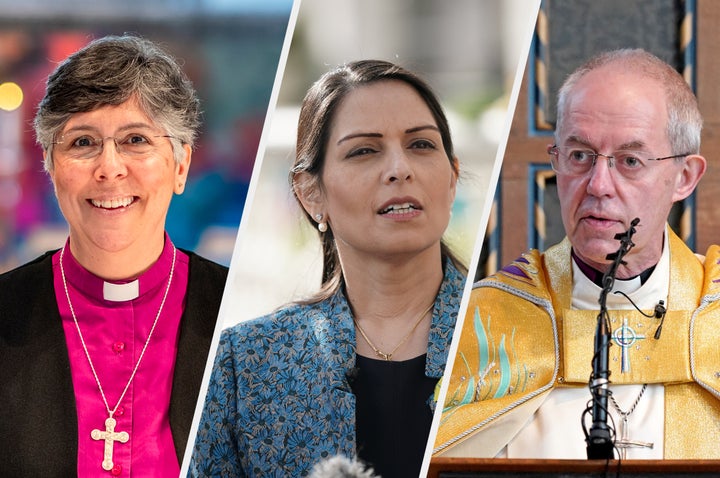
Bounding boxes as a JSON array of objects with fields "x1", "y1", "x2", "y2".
[{"x1": 672, "y1": 154, "x2": 706, "y2": 202}]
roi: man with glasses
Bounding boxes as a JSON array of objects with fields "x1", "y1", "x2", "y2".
[{"x1": 434, "y1": 49, "x2": 717, "y2": 459}]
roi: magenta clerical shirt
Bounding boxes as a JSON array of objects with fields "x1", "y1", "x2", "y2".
[{"x1": 53, "y1": 236, "x2": 189, "y2": 477}]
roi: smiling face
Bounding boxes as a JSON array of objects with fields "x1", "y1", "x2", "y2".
[
  {"x1": 300, "y1": 80, "x2": 457, "y2": 265},
  {"x1": 48, "y1": 96, "x2": 191, "y2": 273},
  {"x1": 555, "y1": 64, "x2": 702, "y2": 276}
]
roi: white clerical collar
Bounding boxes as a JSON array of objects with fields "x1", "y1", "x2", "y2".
[
  {"x1": 571, "y1": 227, "x2": 671, "y2": 310},
  {"x1": 103, "y1": 280, "x2": 140, "y2": 302}
]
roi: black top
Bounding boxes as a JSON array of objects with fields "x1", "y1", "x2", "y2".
[{"x1": 351, "y1": 353, "x2": 437, "y2": 478}]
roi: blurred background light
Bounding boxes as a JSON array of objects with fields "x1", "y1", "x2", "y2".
[{"x1": 0, "y1": 82, "x2": 23, "y2": 112}]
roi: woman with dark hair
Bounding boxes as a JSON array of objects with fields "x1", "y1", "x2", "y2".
[
  {"x1": 0, "y1": 35, "x2": 227, "y2": 477},
  {"x1": 190, "y1": 59, "x2": 467, "y2": 477}
]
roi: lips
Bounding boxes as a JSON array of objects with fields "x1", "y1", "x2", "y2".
[
  {"x1": 378, "y1": 200, "x2": 421, "y2": 215},
  {"x1": 580, "y1": 208, "x2": 616, "y2": 221},
  {"x1": 578, "y1": 211, "x2": 625, "y2": 231},
  {"x1": 90, "y1": 196, "x2": 136, "y2": 209},
  {"x1": 379, "y1": 202, "x2": 418, "y2": 215}
]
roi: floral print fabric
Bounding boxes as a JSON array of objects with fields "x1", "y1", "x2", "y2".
[{"x1": 189, "y1": 259, "x2": 464, "y2": 477}]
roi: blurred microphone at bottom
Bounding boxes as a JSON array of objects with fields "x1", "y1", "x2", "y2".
[{"x1": 309, "y1": 455, "x2": 380, "y2": 478}]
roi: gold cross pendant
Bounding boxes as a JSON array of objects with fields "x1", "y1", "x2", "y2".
[
  {"x1": 91, "y1": 417, "x2": 129, "y2": 471},
  {"x1": 615, "y1": 416, "x2": 653, "y2": 459}
]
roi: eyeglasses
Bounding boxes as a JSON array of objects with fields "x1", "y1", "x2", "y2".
[
  {"x1": 547, "y1": 145, "x2": 689, "y2": 180},
  {"x1": 52, "y1": 132, "x2": 175, "y2": 160}
]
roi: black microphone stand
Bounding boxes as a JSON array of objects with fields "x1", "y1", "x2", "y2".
[{"x1": 585, "y1": 218, "x2": 639, "y2": 459}]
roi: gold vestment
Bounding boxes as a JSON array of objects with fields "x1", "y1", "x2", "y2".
[{"x1": 435, "y1": 229, "x2": 720, "y2": 458}]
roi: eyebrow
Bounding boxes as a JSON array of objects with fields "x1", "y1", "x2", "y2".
[
  {"x1": 336, "y1": 124, "x2": 440, "y2": 145},
  {"x1": 336, "y1": 132, "x2": 382, "y2": 145},
  {"x1": 616, "y1": 140, "x2": 647, "y2": 151},
  {"x1": 563, "y1": 135, "x2": 647, "y2": 151},
  {"x1": 563, "y1": 135, "x2": 592, "y2": 147},
  {"x1": 62, "y1": 122, "x2": 158, "y2": 136}
]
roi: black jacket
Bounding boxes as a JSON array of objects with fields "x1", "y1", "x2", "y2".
[{"x1": 0, "y1": 250, "x2": 227, "y2": 477}]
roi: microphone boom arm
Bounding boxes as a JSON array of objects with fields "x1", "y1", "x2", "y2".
[{"x1": 585, "y1": 217, "x2": 639, "y2": 459}]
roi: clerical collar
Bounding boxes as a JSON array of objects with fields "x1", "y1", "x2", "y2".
[
  {"x1": 571, "y1": 249, "x2": 656, "y2": 288},
  {"x1": 103, "y1": 280, "x2": 140, "y2": 302},
  {"x1": 58, "y1": 235, "x2": 176, "y2": 303}
]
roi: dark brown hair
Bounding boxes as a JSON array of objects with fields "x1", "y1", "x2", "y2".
[{"x1": 291, "y1": 59, "x2": 466, "y2": 303}]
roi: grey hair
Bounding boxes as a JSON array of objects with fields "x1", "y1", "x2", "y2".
[
  {"x1": 34, "y1": 34, "x2": 201, "y2": 171},
  {"x1": 555, "y1": 48, "x2": 702, "y2": 155}
]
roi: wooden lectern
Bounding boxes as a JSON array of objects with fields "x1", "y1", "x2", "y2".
[{"x1": 428, "y1": 458, "x2": 720, "y2": 477}]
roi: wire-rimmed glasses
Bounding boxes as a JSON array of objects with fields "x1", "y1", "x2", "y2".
[
  {"x1": 52, "y1": 132, "x2": 176, "y2": 160},
  {"x1": 547, "y1": 145, "x2": 689, "y2": 180}
]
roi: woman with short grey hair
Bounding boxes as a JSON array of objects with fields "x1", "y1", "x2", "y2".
[{"x1": 0, "y1": 34, "x2": 227, "y2": 477}]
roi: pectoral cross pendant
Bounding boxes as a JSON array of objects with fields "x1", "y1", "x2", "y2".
[
  {"x1": 615, "y1": 415, "x2": 653, "y2": 459},
  {"x1": 91, "y1": 417, "x2": 129, "y2": 471}
]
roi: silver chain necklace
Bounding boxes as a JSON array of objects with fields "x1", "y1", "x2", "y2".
[
  {"x1": 610, "y1": 383, "x2": 654, "y2": 458},
  {"x1": 59, "y1": 244, "x2": 177, "y2": 472}
]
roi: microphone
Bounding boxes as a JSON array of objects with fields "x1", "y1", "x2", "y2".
[
  {"x1": 309, "y1": 455, "x2": 379, "y2": 478},
  {"x1": 585, "y1": 217, "x2": 639, "y2": 460},
  {"x1": 610, "y1": 293, "x2": 667, "y2": 340},
  {"x1": 615, "y1": 290, "x2": 667, "y2": 340},
  {"x1": 653, "y1": 300, "x2": 667, "y2": 339}
]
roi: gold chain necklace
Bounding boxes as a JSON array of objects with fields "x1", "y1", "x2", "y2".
[
  {"x1": 353, "y1": 301, "x2": 434, "y2": 361},
  {"x1": 59, "y1": 245, "x2": 176, "y2": 472}
]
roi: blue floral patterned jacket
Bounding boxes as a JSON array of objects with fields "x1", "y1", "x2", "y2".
[{"x1": 188, "y1": 259, "x2": 464, "y2": 477}]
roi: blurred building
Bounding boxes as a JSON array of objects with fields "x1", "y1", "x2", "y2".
[{"x1": 221, "y1": 0, "x2": 538, "y2": 326}]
